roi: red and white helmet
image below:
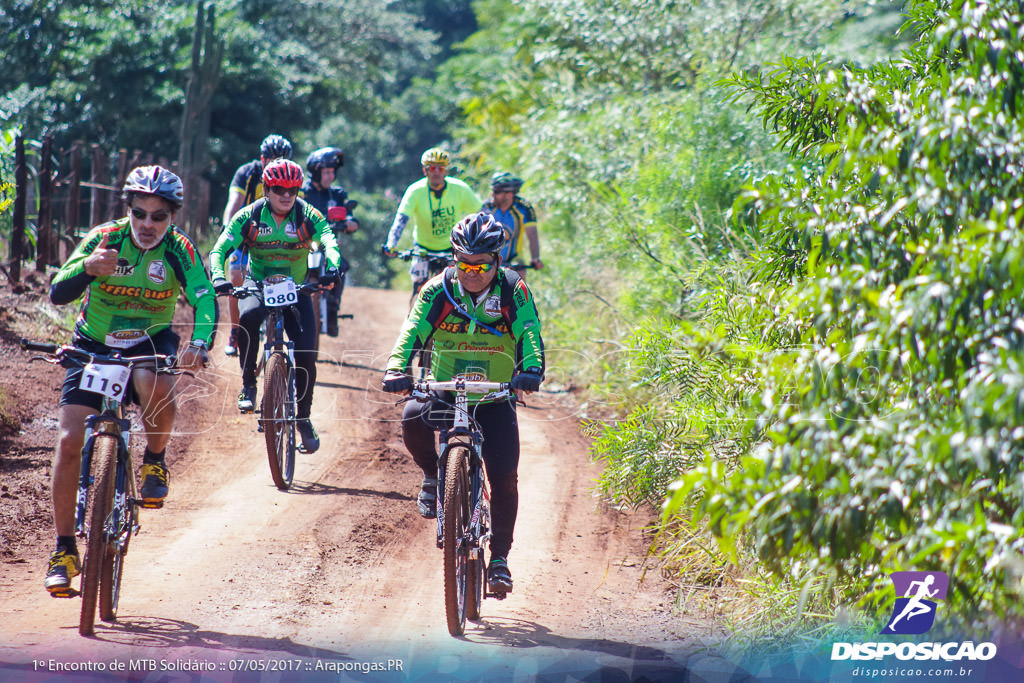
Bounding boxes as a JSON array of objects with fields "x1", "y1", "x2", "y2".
[{"x1": 262, "y1": 158, "x2": 304, "y2": 188}]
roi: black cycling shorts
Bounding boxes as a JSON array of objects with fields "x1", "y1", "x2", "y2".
[{"x1": 59, "y1": 328, "x2": 180, "y2": 410}]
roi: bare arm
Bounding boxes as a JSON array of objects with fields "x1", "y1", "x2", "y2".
[{"x1": 222, "y1": 191, "x2": 245, "y2": 226}]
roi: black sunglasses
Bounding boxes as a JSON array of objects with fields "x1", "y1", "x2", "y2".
[
  {"x1": 269, "y1": 186, "x2": 300, "y2": 197},
  {"x1": 130, "y1": 207, "x2": 171, "y2": 222}
]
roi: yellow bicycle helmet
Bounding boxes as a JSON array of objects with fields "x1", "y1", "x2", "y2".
[{"x1": 420, "y1": 147, "x2": 450, "y2": 167}]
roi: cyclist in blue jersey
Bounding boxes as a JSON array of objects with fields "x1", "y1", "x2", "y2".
[{"x1": 481, "y1": 172, "x2": 543, "y2": 275}]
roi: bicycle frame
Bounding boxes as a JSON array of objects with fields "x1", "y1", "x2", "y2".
[{"x1": 411, "y1": 380, "x2": 511, "y2": 577}]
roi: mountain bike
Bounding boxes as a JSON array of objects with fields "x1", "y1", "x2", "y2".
[
  {"x1": 227, "y1": 275, "x2": 323, "y2": 490},
  {"x1": 21, "y1": 339, "x2": 180, "y2": 636},
  {"x1": 405, "y1": 379, "x2": 513, "y2": 636}
]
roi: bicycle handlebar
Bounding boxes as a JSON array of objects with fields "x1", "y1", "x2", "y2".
[
  {"x1": 397, "y1": 248, "x2": 453, "y2": 262},
  {"x1": 413, "y1": 380, "x2": 509, "y2": 392},
  {"x1": 223, "y1": 280, "x2": 324, "y2": 300},
  {"x1": 20, "y1": 338, "x2": 179, "y2": 372}
]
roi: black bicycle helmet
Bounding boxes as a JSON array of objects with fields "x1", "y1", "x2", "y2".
[
  {"x1": 490, "y1": 171, "x2": 523, "y2": 193},
  {"x1": 306, "y1": 147, "x2": 344, "y2": 183},
  {"x1": 450, "y1": 212, "x2": 506, "y2": 258},
  {"x1": 260, "y1": 134, "x2": 293, "y2": 160},
  {"x1": 122, "y1": 165, "x2": 184, "y2": 208}
]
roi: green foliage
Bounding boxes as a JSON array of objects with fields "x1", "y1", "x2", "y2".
[{"x1": 674, "y1": 0, "x2": 1024, "y2": 628}]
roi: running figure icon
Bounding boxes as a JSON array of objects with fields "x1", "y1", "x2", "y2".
[{"x1": 882, "y1": 571, "x2": 949, "y2": 635}]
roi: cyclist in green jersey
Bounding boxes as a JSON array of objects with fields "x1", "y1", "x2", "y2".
[
  {"x1": 209, "y1": 158, "x2": 342, "y2": 454},
  {"x1": 43, "y1": 166, "x2": 215, "y2": 594},
  {"x1": 382, "y1": 212, "x2": 545, "y2": 593},
  {"x1": 382, "y1": 148, "x2": 482, "y2": 303},
  {"x1": 221, "y1": 134, "x2": 293, "y2": 356}
]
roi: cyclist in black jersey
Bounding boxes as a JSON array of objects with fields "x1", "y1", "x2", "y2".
[
  {"x1": 220, "y1": 134, "x2": 293, "y2": 356},
  {"x1": 301, "y1": 147, "x2": 359, "y2": 337}
]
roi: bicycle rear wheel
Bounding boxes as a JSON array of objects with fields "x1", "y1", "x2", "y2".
[
  {"x1": 262, "y1": 352, "x2": 295, "y2": 490},
  {"x1": 99, "y1": 450, "x2": 133, "y2": 622},
  {"x1": 443, "y1": 447, "x2": 471, "y2": 636},
  {"x1": 80, "y1": 434, "x2": 117, "y2": 636}
]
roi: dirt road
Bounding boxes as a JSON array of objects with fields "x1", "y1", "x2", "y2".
[{"x1": 0, "y1": 287, "x2": 723, "y2": 682}]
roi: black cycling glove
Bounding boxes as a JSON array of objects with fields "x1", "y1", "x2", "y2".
[
  {"x1": 212, "y1": 278, "x2": 232, "y2": 294},
  {"x1": 510, "y1": 368, "x2": 543, "y2": 393},
  {"x1": 382, "y1": 372, "x2": 413, "y2": 394}
]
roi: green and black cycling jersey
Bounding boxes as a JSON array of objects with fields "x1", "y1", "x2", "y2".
[
  {"x1": 50, "y1": 219, "x2": 217, "y2": 348},
  {"x1": 209, "y1": 197, "x2": 342, "y2": 282},
  {"x1": 386, "y1": 267, "x2": 545, "y2": 402}
]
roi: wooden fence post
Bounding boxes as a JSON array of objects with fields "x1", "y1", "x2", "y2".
[
  {"x1": 110, "y1": 148, "x2": 129, "y2": 221},
  {"x1": 64, "y1": 141, "x2": 83, "y2": 259},
  {"x1": 10, "y1": 135, "x2": 27, "y2": 284},
  {"x1": 35, "y1": 136, "x2": 54, "y2": 271},
  {"x1": 90, "y1": 143, "x2": 108, "y2": 227}
]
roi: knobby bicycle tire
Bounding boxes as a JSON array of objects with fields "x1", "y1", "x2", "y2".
[
  {"x1": 443, "y1": 447, "x2": 471, "y2": 636},
  {"x1": 99, "y1": 448, "x2": 132, "y2": 622},
  {"x1": 466, "y1": 470, "x2": 487, "y2": 622},
  {"x1": 80, "y1": 434, "x2": 117, "y2": 636},
  {"x1": 262, "y1": 352, "x2": 295, "y2": 490}
]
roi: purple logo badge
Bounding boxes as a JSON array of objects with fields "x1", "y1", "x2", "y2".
[{"x1": 882, "y1": 571, "x2": 949, "y2": 635}]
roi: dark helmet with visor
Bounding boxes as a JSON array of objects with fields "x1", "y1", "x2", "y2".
[{"x1": 306, "y1": 147, "x2": 344, "y2": 183}]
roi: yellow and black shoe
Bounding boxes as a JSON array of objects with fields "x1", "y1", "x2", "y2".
[
  {"x1": 44, "y1": 548, "x2": 81, "y2": 596},
  {"x1": 139, "y1": 462, "x2": 169, "y2": 508}
]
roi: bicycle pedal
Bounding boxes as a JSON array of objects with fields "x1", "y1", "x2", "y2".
[
  {"x1": 139, "y1": 500, "x2": 164, "y2": 509},
  {"x1": 488, "y1": 590, "x2": 509, "y2": 600},
  {"x1": 49, "y1": 588, "x2": 80, "y2": 599},
  {"x1": 340, "y1": 314, "x2": 354, "y2": 319}
]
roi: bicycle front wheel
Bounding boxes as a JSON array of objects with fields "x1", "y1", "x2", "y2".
[
  {"x1": 466, "y1": 482, "x2": 488, "y2": 621},
  {"x1": 80, "y1": 434, "x2": 117, "y2": 636},
  {"x1": 262, "y1": 352, "x2": 295, "y2": 490},
  {"x1": 99, "y1": 449, "x2": 133, "y2": 622},
  {"x1": 443, "y1": 447, "x2": 471, "y2": 636}
]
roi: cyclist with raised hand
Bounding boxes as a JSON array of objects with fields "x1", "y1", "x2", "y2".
[
  {"x1": 481, "y1": 171, "x2": 544, "y2": 274},
  {"x1": 220, "y1": 134, "x2": 293, "y2": 356},
  {"x1": 301, "y1": 146, "x2": 358, "y2": 337},
  {"x1": 381, "y1": 212, "x2": 545, "y2": 594},
  {"x1": 43, "y1": 165, "x2": 214, "y2": 594},
  {"x1": 209, "y1": 158, "x2": 342, "y2": 454},
  {"x1": 382, "y1": 147, "x2": 482, "y2": 303}
]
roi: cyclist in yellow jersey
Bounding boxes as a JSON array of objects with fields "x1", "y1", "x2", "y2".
[{"x1": 382, "y1": 148, "x2": 481, "y2": 303}]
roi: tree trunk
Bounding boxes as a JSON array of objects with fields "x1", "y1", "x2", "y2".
[{"x1": 178, "y1": 0, "x2": 223, "y2": 239}]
